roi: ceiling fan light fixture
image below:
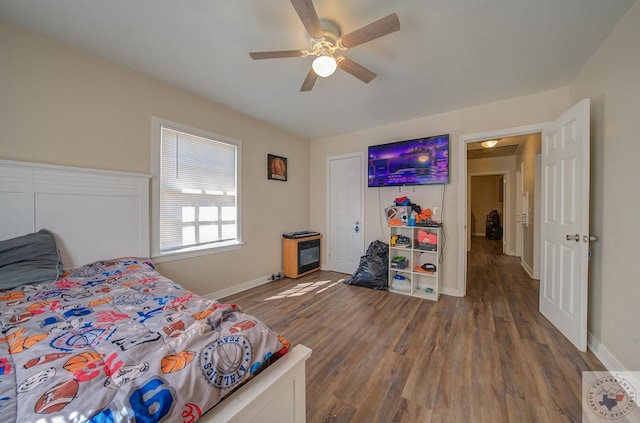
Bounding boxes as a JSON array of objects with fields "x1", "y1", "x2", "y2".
[
  {"x1": 249, "y1": 1, "x2": 401, "y2": 91},
  {"x1": 481, "y1": 140, "x2": 498, "y2": 149},
  {"x1": 312, "y1": 54, "x2": 337, "y2": 77}
]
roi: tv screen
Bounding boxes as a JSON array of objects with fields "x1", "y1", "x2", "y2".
[{"x1": 368, "y1": 134, "x2": 449, "y2": 187}]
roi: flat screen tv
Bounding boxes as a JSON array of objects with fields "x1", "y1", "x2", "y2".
[{"x1": 368, "y1": 134, "x2": 449, "y2": 187}]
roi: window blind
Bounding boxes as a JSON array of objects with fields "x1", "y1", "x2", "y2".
[{"x1": 160, "y1": 126, "x2": 237, "y2": 253}]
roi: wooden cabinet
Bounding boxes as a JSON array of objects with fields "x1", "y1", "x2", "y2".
[
  {"x1": 388, "y1": 225, "x2": 441, "y2": 301},
  {"x1": 283, "y1": 235, "x2": 322, "y2": 278}
]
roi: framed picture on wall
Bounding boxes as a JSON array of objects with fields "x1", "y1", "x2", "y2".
[{"x1": 268, "y1": 154, "x2": 287, "y2": 181}]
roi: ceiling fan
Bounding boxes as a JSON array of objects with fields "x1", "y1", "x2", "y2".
[{"x1": 249, "y1": 0, "x2": 400, "y2": 91}]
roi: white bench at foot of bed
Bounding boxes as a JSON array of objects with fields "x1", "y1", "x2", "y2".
[{"x1": 202, "y1": 344, "x2": 312, "y2": 423}]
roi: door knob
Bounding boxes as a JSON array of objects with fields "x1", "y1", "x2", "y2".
[
  {"x1": 584, "y1": 235, "x2": 599, "y2": 242},
  {"x1": 566, "y1": 234, "x2": 580, "y2": 242}
]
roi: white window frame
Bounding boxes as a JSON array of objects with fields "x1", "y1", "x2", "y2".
[{"x1": 151, "y1": 117, "x2": 243, "y2": 262}]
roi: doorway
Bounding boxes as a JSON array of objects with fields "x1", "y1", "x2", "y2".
[
  {"x1": 468, "y1": 172, "x2": 508, "y2": 255},
  {"x1": 457, "y1": 124, "x2": 545, "y2": 297},
  {"x1": 458, "y1": 99, "x2": 591, "y2": 351},
  {"x1": 326, "y1": 152, "x2": 365, "y2": 274}
]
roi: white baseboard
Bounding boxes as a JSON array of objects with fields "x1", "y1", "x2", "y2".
[
  {"x1": 520, "y1": 260, "x2": 534, "y2": 278},
  {"x1": 441, "y1": 286, "x2": 464, "y2": 297},
  {"x1": 204, "y1": 273, "x2": 281, "y2": 301},
  {"x1": 588, "y1": 332, "x2": 630, "y2": 371},
  {"x1": 588, "y1": 332, "x2": 640, "y2": 388}
]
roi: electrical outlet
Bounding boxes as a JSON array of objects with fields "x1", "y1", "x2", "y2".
[{"x1": 433, "y1": 207, "x2": 440, "y2": 215}]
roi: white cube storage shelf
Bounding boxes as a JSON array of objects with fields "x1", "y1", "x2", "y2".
[{"x1": 388, "y1": 225, "x2": 442, "y2": 301}]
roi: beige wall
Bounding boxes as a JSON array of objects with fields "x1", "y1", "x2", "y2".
[
  {"x1": 0, "y1": 20, "x2": 310, "y2": 296},
  {"x1": 569, "y1": 1, "x2": 640, "y2": 371},
  {"x1": 515, "y1": 133, "x2": 541, "y2": 273},
  {"x1": 310, "y1": 88, "x2": 570, "y2": 295}
]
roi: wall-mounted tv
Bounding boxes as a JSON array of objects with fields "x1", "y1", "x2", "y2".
[{"x1": 368, "y1": 134, "x2": 449, "y2": 187}]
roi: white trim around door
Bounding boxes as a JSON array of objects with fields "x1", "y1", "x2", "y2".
[{"x1": 458, "y1": 123, "x2": 549, "y2": 297}]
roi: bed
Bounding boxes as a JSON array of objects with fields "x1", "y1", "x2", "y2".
[{"x1": 0, "y1": 159, "x2": 311, "y2": 423}]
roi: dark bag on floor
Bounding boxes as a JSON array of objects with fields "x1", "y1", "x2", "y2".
[
  {"x1": 344, "y1": 240, "x2": 389, "y2": 290},
  {"x1": 486, "y1": 209, "x2": 503, "y2": 240}
]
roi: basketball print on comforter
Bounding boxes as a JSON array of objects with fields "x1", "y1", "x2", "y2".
[{"x1": 0, "y1": 258, "x2": 288, "y2": 422}]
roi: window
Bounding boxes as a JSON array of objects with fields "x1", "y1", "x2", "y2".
[{"x1": 151, "y1": 117, "x2": 242, "y2": 261}]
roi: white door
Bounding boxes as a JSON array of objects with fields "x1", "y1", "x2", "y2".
[
  {"x1": 327, "y1": 153, "x2": 364, "y2": 274},
  {"x1": 540, "y1": 98, "x2": 590, "y2": 352}
]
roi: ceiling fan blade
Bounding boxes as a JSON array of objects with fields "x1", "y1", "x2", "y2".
[
  {"x1": 337, "y1": 57, "x2": 376, "y2": 83},
  {"x1": 290, "y1": 0, "x2": 324, "y2": 39},
  {"x1": 339, "y1": 13, "x2": 400, "y2": 49},
  {"x1": 300, "y1": 68, "x2": 318, "y2": 91},
  {"x1": 249, "y1": 50, "x2": 305, "y2": 60}
]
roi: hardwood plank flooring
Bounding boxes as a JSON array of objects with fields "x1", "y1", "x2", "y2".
[{"x1": 221, "y1": 236, "x2": 605, "y2": 422}]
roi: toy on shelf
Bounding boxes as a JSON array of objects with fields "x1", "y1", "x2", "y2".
[
  {"x1": 391, "y1": 256, "x2": 408, "y2": 269},
  {"x1": 417, "y1": 230, "x2": 437, "y2": 251},
  {"x1": 385, "y1": 204, "x2": 412, "y2": 226},
  {"x1": 413, "y1": 263, "x2": 436, "y2": 274},
  {"x1": 391, "y1": 274, "x2": 410, "y2": 292},
  {"x1": 394, "y1": 196, "x2": 411, "y2": 206},
  {"x1": 388, "y1": 217, "x2": 403, "y2": 226},
  {"x1": 385, "y1": 200, "x2": 441, "y2": 227},
  {"x1": 417, "y1": 208, "x2": 432, "y2": 222},
  {"x1": 390, "y1": 234, "x2": 411, "y2": 248}
]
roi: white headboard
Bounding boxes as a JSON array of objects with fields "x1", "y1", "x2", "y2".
[{"x1": 0, "y1": 160, "x2": 150, "y2": 268}]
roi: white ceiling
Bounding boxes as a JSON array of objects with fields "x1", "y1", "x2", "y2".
[
  {"x1": 466, "y1": 135, "x2": 528, "y2": 160},
  {"x1": 0, "y1": 0, "x2": 635, "y2": 140}
]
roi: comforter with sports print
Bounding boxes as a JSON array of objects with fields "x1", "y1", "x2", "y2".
[{"x1": 0, "y1": 258, "x2": 288, "y2": 422}]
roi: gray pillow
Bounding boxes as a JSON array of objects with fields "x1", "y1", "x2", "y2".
[{"x1": 0, "y1": 229, "x2": 64, "y2": 290}]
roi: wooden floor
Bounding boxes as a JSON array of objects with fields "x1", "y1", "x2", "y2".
[{"x1": 221, "y1": 236, "x2": 604, "y2": 422}]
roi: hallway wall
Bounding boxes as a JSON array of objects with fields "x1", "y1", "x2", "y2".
[{"x1": 515, "y1": 133, "x2": 541, "y2": 276}]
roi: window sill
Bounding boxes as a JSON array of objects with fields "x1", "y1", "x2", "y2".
[{"x1": 151, "y1": 241, "x2": 243, "y2": 263}]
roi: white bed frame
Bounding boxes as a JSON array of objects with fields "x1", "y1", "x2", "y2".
[{"x1": 0, "y1": 159, "x2": 311, "y2": 423}]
